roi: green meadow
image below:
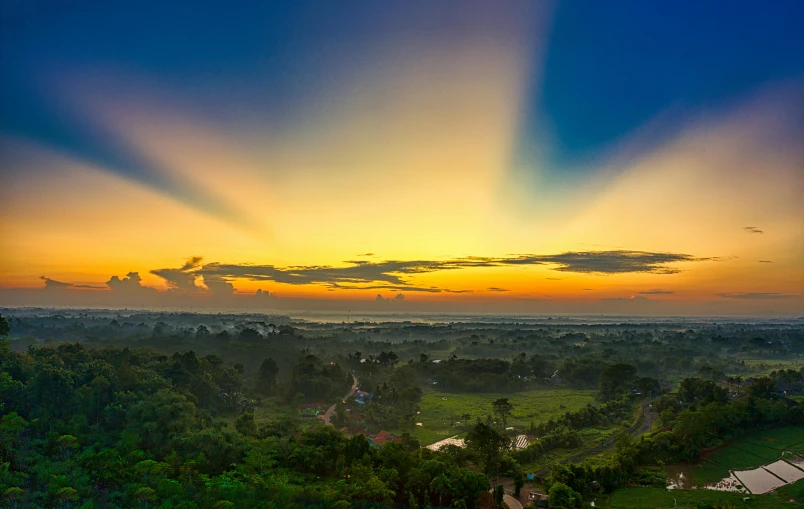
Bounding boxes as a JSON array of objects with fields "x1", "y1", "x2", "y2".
[{"x1": 412, "y1": 387, "x2": 597, "y2": 445}]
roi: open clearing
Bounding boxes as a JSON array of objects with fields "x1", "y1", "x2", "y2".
[{"x1": 413, "y1": 387, "x2": 596, "y2": 445}]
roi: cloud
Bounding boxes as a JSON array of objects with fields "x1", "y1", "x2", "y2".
[
  {"x1": 600, "y1": 296, "x2": 651, "y2": 303},
  {"x1": 743, "y1": 226, "x2": 764, "y2": 234},
  {"x1": 194, "y1": 249, "x2": 710, "y2": 293},
  {"x1": 716, "y1": 292, "x2": 796, "y2": 300},
  {"x1": 202, "y1": 274, "x2": 235, "y2": 296},
  {"x1": 151, "y1": 256, "x2": 203, "y2": 292},
  {"x1": 357, "y1": 253, "x2": 374, "y2": 257},
  {"x1": 40, "y1": 276, "x2": 72, "y2": 290},
  {"x1": 758, "y1": 260, "x2": 772, "y2": 263},
  {"x1": 106, "y1": 272, "x2": 155, "y2": 294},
  {"x1": 638, "y1": 289, "x2": 674, "y2": 295},
  {"x1": 40, "y1": 276, "x2": 105, "y2": 290},
  {"x1": 29, "y1": 249, "x2": 714, "y2": 303},
  {"x1": 394, "y1": 293, "x2": 405, "y2": 301},
  {"x1": 519, "y1": 251, "x2": 710, "y2": 274},
  {"x1": 545, "y1": 277, "x2": 563, "y2": 280}
]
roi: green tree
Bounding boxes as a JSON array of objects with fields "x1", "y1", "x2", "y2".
[
  {"x1": 493, "y1": 484, "x2": 504, "y2": 506},
  {"x1": 0, "y1": 314, "x2": 9, "y2": 336},
  {"x1": 0, "y1": 412, "x2": 28, "y2": 470},
  {"x1": 333, "y1": 401, "x2": 348, "y2": 428},
  {"x1": 513, "y1": 470, "x2": 524, "y2": 497},
  {"x1": 126, "y1": 389, "x2": 197, "y2": 450},
  {"x1": 256, "y1": 358, "x2": 279, "y2": 396},
  {"x1": 548, "y1": 481, "x2": 581, "y2": 509},
  {"x1": 465, "y1": 422, "x2": 509, "y2": 478},
  {"x1": 747, "y1": 376, "x2": 778, "y2": 399},
  {"x1": 636, "y1": 377, "x2": 660, "y2": 396},
  {"x1": 598, "y1": 364, "x2": 637, "y2": 400},
  {"x1": 235, "y1": 412, "x2": 258, "y2": 437},
  {"x1": 492, "y1": 398, "x2": 514, "y2": 429}
]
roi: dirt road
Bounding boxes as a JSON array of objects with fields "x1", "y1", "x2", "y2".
[
  {"x1": 319, "y1": 375, "x2": 358, "y2": 426},
  {"x1": 535, "y1": 399, "x2": 657, "y2": 476}
]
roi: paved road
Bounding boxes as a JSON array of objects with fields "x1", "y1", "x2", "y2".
[
  {"x1": 503, "y1": 493, "x2": 523, "y2": 509},
  {"x1": 319, "y1": 375, "x2": 358, "y2": 426}
]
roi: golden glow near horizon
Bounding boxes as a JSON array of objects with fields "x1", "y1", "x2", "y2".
[{"x1": 1, "y1": 5, "x2": 802, "y2": 315}]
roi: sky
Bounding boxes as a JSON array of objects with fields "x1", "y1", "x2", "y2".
[{"x1": 1, "y1": 1, "x2": 803, "y2": 315}]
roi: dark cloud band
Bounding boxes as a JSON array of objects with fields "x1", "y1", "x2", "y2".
[{"x1": 145, "y1": 249, "x2": 712, "y2": 295}]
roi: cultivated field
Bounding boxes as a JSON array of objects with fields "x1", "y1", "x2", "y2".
[
  {"x1": 692, "y1": 426, "x2": 804, "y2": 485},
  {"x1": 606, "y1": 482, "x2": 804, "y2": 509}
]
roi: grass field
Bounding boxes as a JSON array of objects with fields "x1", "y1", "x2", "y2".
[
  {"x1": 738, "y1": 358, "x2": 804, "y2": 376},
  {"x1": 412, "y1": 387, "x2": 597, "y2": 445}
]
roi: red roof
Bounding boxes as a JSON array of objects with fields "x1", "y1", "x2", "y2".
[{"x1": 372, "y1": 430, "x2": 400, "y2": 445}]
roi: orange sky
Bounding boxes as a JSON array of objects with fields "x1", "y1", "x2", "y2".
[
  {"x1": 1, "y1": 87, "x2": 802, "y2": 315},
  {"x1": 1, "y1": 3, "x2": 802, "y2": 315}
]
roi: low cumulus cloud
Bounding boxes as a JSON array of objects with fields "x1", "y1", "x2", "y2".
[
  {"x1": 743, "y1": 226, "x2": 764, "y2": 234},
  {"x1": 376, "y1": 293, "x2": 407, "y2": 302},
  {"x1": 41, "y1": 276, "x2": 103, "y2": 290},
  {"x1": 107, "y1": 272, "x2": 155, "y2": 294},
  {"x1": 716, "y1": 292, "x2": 796, "y2": 300},
  {"x1": 487, "y1": 287, "x2": 508, "y2": 292},
  {"x1": 41, "y1": 277, "x2": 73, "y2": 290},
  {"x1": 151, "y1": 256, "x2": 203, "y2": 292},
  {"x1": 638, "y1": 289, "x2": 674, "y2": 295}
]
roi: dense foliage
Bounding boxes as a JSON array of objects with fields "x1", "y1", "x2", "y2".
[
  {"x1": 0, "y1": 340, "x2": 494, "y2": 508},
  {"x1": 2, "y1": 311, "x2": 803, "y2": 508}
]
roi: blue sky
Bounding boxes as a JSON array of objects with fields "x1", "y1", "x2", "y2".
[
  {"x1": 3, "y1": 1, "x2": 803, "y2": 187},
  {"x1": 534, "y1": 1, "x2": 804, "y2": 170}
]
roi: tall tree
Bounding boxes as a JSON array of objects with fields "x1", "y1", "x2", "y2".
[
  {"x1": 0, "y1": 314, "x2": 10, "y2": 336},
  {"x1": 465, "y1": 422, "x2": 509, "y2": 479},
  {"x1": 491, "y1": 398, "x2": 514, "y2": 429},
  {"x1": 195, "y1": 325, "x2": 210, "y2": 339},
  {"x1": 256, "y1": 358, "x2": 279, "y2": 396}
]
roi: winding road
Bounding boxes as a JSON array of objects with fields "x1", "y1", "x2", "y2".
[
  {"x1": 535, "y1": 399, "x2": 657, "y2": 476},
  {"x1": 503, "y1": 493, "x2": 523, "y2": 509},
  {"x1": 319, "y1": 375, "x2": 358, "y2": 426}
]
